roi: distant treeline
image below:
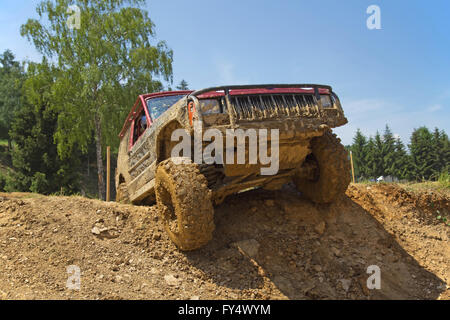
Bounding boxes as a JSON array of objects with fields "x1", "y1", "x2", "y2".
[{"x1": 348, "y1": 125, "x2": 449, "y2": 181}]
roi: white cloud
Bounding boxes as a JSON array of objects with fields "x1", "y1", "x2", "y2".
[{"x1": 427, "y1": 104, "x2": 442, "y2": 112}]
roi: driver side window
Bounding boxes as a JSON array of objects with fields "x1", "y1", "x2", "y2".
[{"x1": 132, "y1": 109, "x2": 149, "y2": 146}]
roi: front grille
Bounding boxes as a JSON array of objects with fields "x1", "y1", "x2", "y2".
[{"x1": 228, "y1": 94, "x2": 320, "y2": 121}]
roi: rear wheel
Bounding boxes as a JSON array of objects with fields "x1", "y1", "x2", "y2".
[
  {"x1": 155, "y1": 157, "x2": 215, "y2": 250},
  {"x1": 293, "y1": 131, "x2": 350, "y2": 203}
]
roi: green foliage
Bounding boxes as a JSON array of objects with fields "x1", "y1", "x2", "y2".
[
  {"x1": 382, "y1": 125, "x2": 396, "y2": 176},
  {"x1": 0, "y1": 50, "x2": 26, "y2": 143},
  {"x1": 21, "y1": 0, "x2": 173, "y2": 154},
  {"x1": 176, "y1": 79, "x2": 189, "y2": 90},
  {"x1": 4, "y1": 170, "x2": 31, "y2": 192},
  {"x1": 430, "y1": 128, "x2": 450, "y2": 179},
  {"x1": 0, "y1": 172, "x2": 6, "y2": 191},
  {"x1": 6, "y1": 60, "x2": 82, "y2": 195},
  {"x1": 438, "y1": 170, "x2": 450, "y2": 189},
  {"x1": 392, "y1": 137, "x2": 414, "y2": 180},
  {"x1": 409, "y1": 127, "x2": 436, "y2": 180},
  {"x1": 21, "y1": 0, "x2": 174, "y2": 199},
  {"x1": 350, "y1": 125, "x2": 449, "y2": 182},
  {"x1": 30, "y1": 172, "x2": 49, "y2": 193},
  {"x1": 435, "y1": 209, "x2": 449, "y2": 227},
  {"x1": 364, "y1": 132, "x2": 384, "y2": 179},
  {"x1": 350, "y1": 129, "x2": 367, "y2": 179}
]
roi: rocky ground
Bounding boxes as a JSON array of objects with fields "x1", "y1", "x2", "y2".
[{"x1": 0, "y1": 183, "x2": 448, "y2": 300}]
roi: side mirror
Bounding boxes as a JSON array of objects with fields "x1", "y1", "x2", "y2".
[{"x1": 187, "y1": 101, "x2": 196, "y2": 126}]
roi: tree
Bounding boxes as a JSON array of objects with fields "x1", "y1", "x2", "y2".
[
  {"x1": 364, "y1": 137, "x2": 376, "y2": 179},
  {"x1": 409, "y1": 127, "x2": 435, "y2": 180},
  {"x1": 0, "y1": 50, "x2": 25, "y2": 149},
  {"x1": 441, "y1": 130, "x2": 450, "y2": 173},
  {"x1": 382, "y1": 125, "x2": 396, "y2": 177},
  {"x1": 351, "y1": 129, "x2": 368, "y2": 180},
  {"x1": 392, "y1": 137, "x2": 413, "y2": 180},
  {"x1": 366, "y1": 131, "x2": 384, "y2": 178},
  {"x1": 21, "y1": 0, "x2": 173, "y2": 199},
  {"x1": 176, "y1": 79, "x2": 189, "y2": 90},
  {"x1": 431, "y1": 128, "x2": 450, "y2": 177},
  {"x1": 7, "y1": 60, "x2": 81, "y2": 194},
  {"x1": 349, "y1": 126, "x2": 449, "y2": 182}
]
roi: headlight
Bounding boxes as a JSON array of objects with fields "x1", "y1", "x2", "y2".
[
  {"x1": 199, "y1": 99, "x2": 222, "y2": 114},
  {"x1": 320, "y1": 95, "x2": 333, "y2": 108}
]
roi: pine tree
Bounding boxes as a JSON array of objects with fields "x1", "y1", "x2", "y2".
[
  {"x1": 349, "y1": 126, "x2": 448, "y2": 182},
  {"x1": 351, "y1": 129, "x2": 368, "y2": 180},
  {"x1": 431, "y1": 128, "x2": 450, "y2": 177},
  {"x1": 373, "y1": 131, "x2": 385, "y2": 178},
  {"x1": 442, "y1": 130, "x2": 450, "y2": 172},
  {"x1": 392, "y1": 137, "x2": 413, "y2": 180},
  {"x1": 364, "y1": 137, "x2": 376, "y2": 179},
  {"x1": 176, "y1": 79, "x2": 189, "y2": 90},
  {"x1": 382, "y1": 125, "x2": 396, "y2": 177},
  {"x1": 409, "y1": 127, "x2": 435, "y2": 180}
]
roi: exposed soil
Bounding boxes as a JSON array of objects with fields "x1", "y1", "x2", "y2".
[{"x1": 0, "y1": 183, "x2": 448, "y2": 300}]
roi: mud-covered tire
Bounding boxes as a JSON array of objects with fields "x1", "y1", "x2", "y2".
[
  {"x1": 155, "y1": 157, "x2": 215, "y2": 251},
  {"x1": 116, "y1": 183, "x2": 130, "y2": 203},
  {"x1": 294, "y1": 131, "x2": 351, "y2": 203}
]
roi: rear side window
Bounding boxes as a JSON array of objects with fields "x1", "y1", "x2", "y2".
[{"x1": 146, "y1": 95, "x2": 185, "y2": 121}]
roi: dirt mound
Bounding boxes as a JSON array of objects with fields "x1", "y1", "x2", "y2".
[{"x1": 0, "y1": 184, "x2": 448, "y2": 300}]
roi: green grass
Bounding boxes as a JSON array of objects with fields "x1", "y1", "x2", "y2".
[
  {"x1": 0, "y1": 191, "x2": 43, "y2": 199},
  {"x1": 354, "y1": 180, "x2": 375, "y2": 185},
  {"x1": 438, "y1": 171, "x2": 450, "y2": 189},
  {"x1": 400, "y1": 181, "x2": 449, "y2": 196}
]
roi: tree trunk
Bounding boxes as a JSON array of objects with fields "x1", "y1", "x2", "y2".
[{"x1": 94, "y1": 114, "x2": 105, "y2": 200}]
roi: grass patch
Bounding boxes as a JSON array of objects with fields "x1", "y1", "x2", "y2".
[
  {"x1": 438, "y1": 171, "x2": 450, "y2": 189},
  {"x1": 0, "y1": 192, "x2": 43, "y2": 199},
  {"x1": 399, "y1": 181, "x2": 450, "y2": 197},
  {"x1": 355, "y1": 180, "x2": 450, "y2": 197}
]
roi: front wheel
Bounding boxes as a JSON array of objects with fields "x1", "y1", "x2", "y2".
[
  {"x1": 293, "y1": 131, "x2": 351, "y2": 203},
  {"x1": 155, "y1": 157, "x2": 215, "y2": 250}
]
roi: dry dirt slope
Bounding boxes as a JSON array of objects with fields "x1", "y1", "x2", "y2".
[{"x1": 0, "y1": 183, "x2": 448, "y2": 300}]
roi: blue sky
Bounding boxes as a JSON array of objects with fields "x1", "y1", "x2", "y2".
[{"x1": 0, "y1": 0, "x2": 449, "y2": 145}]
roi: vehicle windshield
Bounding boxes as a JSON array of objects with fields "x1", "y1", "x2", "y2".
[{"x1": 146, "y1": 95, "x2": 186, "y2": 120}]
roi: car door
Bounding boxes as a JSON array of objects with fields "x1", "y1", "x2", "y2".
[{"x1": 127, "y1": 98, "x2": 154, "y2": 183}]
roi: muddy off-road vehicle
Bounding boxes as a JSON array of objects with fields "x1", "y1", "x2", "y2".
[{"x1": 116, "y1": 84, "x2": 350, "y2": 250}]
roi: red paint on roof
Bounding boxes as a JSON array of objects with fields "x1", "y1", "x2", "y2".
[{"x1": 197, "y1": 87, "x2": 330, "y2": 99}]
